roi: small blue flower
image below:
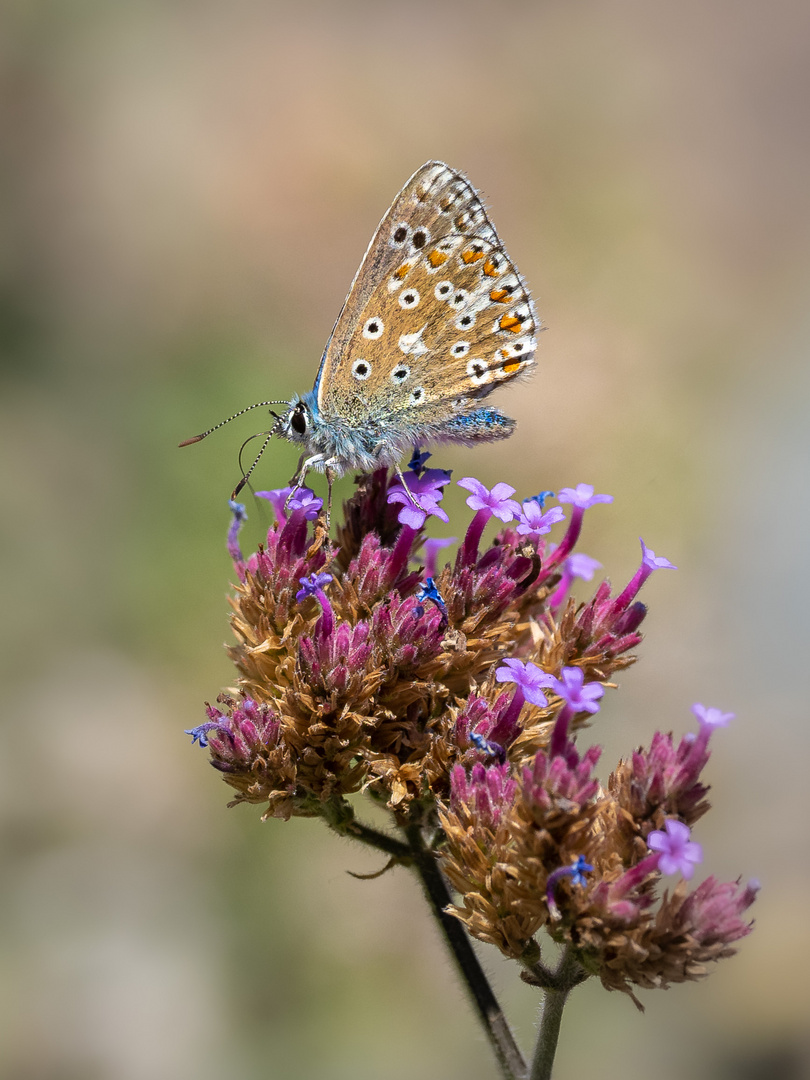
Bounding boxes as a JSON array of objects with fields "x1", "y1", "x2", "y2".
[
  {"x1": 296, "y1": 573, "x2": 334, "y2": 603},
  {"x1": 416, "y1": 577, "x2": 448, "y2": 625},
  {"x1": 545, "y1": 855, "x2": 594, "y2": 919},
  {"x1": 569, "y1": 854, "x2": 594, "y2": 887},
  {"x1": 525, "y1": 490, "x2": 555, "y2": 510},
  {"x1": 185, "y1": 721, "x2": 222, "y2": 748},
  {"x1": 408, "y1": 447, "x2": 432, "y2": 475},
  {"x1": 470, "y1": 730, "x2": 506, "y2": 763}
]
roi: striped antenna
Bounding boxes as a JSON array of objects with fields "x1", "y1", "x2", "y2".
[
  {"x1": 232, "y1": 431, "x2": 275, "y2": 499},
  {"x1": 178, "y1": 400, "x2": 288, "y2": 447}
]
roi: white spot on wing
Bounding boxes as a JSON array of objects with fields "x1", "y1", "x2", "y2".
[
  {"x1": 352, "y1": 358, "x2": 372, "y2": 380},
  {"x1": 362, "y1": 317, "x2": 385, "y2": 339},
  {"x1": 399, "y1": 324, "x2": 429, "y2": 357},
  {"x1": 391, "y1": 364, "x2": 411, "y2": 383},
  {"x1": 467, "y1": 359, "x2": 491, "y2": 385}
]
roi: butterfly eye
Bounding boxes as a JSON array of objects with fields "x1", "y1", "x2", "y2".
[{"x1": 291, "y1": 406, "x2": 307, "y2": 435}]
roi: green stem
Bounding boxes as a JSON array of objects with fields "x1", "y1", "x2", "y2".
[
  {"x1": 405, "y1": 824, "x2": 527, "y2": 1080},
  {"x1": 323, "y1": 801, "x2": 412, "y2": 862},
  {"x1": 528, "y1": 948, "x2": 585, "y2": 1080}
]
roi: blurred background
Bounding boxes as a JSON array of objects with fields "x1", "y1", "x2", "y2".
[{"x1": 1, "y1": 1, "x2": 809, "y2": 1077}]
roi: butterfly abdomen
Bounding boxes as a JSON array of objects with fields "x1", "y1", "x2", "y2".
[{"x1": 432, "y1": 407, "x2": 516, "y2": 443}]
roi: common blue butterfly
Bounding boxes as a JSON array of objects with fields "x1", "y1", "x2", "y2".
[{"x1": 180, "y1": 162, "x2": 539, "y2": 511}]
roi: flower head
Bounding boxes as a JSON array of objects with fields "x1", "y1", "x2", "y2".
[
  {"x1": 567, "y1": 553, "x2": 601, "y2": 581},
  {"x1": 295, "y1": 572, "x2": 333, "y2": 603},
  {"x1": 185, "y1": 721, "x2": 221, "y2": 748},
  {"x1": 387, "y1": 468, "x2": 451, "y2": 529},
  {"x1": 188, "y1": 459, "x2": 756, "y2": 1005},
  {"x1": 641, "y1": 539, "x2": 677, "y2": 573},
  {"x1": 548, "y1": 667, "x2": 604, "y2": 714},
  {"x1": 287, "y1": 488, "x2": 324, "y2": 519},
  {"x1": 648, "y1": 819, "x2": 703, "y2": 879},
  {"x1": 516, "y1": 500, "x2": 565, "y2": 539},
  {"x1": 692, "y1": 703, "x2": 735, "y2": 731},
  {"x1": 557, "y1": 484, "x2": 613, "y2": 510},
  {"x1": 495, "y1": 658, "x2": 556, "y2": 707},
  {"x1": 540, "y1": 484, "x2": 613, "y2": 576},
  {"x1": 256, "y1": 486, "x2": 294, "y2": 523},
  {"x1": 458, "y1": 477, "x2": 522, "y2": 522}
]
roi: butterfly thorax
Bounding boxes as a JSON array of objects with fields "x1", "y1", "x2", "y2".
[{"x1": 277, "y1": 390, "x2": 417, "y2": 475}]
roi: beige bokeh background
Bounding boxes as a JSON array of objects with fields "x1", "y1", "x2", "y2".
[{"x1": 2, "y1": 2, "x2": 809, "y2": 1078}]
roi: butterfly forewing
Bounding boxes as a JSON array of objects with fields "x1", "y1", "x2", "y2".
[{"x1": 317, "y1": 162, "x2": 538, "y2": 427}]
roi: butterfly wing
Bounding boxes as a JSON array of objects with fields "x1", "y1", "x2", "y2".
[{"x1": 316, "y1": 163, "x2": 538, "y2": 429}]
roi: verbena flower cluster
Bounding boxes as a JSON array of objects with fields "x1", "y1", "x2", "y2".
[{"x1": 187, "y1": 460, "x2": 757, "y2": 1006}]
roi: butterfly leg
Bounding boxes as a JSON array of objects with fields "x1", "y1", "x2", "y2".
[
  {"x1": 285, "y1": 452, "x2": 325, "y2": 512},
  {"x1": 393, "y1": 461, "x2": 427, "y2": 513},
  {"x1": 324, "y1": 465, "x2": 336, "y2": 528}
]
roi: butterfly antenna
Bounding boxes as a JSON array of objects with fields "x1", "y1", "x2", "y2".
[
  {"x1": 178, "y1": 400, "x2": 288, "y2": 447},
  {"x1": 232, "y1": 430, "x2": 274, "y2": 499}
]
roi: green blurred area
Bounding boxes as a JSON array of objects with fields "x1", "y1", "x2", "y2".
[{"x1": 2, "y1": 2, "x2": 809, "y2": 1077}]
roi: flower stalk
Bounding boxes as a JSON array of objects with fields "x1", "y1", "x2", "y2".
[
  {"x1": 405, "y1": 823, "x2": 527, "y2": 1080},
  {"x1": 528, "y1": 949, "x2": 586, "y2": 1080}
]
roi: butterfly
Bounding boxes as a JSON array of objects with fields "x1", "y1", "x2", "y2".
[{"x1": 180, "y1": 161, "x2": 539, "y2": 515}]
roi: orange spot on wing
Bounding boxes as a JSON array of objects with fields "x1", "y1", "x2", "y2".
[
  {"x1": 490, "y1": 288, "x2": 510, "y2": 302},
  {"x1": 499, "y1": 314, "x2": 523, "y2": 332},
  {"x1": 395, "y1": 262, "x2": 413, "y2": 280},
  {"x1": 483, "y1": 259, "x2": 500, "y2": 276},
  {"x1": 503, "y1": 361, "x2": 522, "y2": 374},
  {"x1": 462, "y1": 249, "x2": 485, "y2": 264},
  {"x1": 428, "y1": 250, "x2": 448, "y2": 267}
]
